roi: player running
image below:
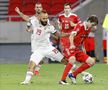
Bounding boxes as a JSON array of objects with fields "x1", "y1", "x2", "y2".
[
  {"x1": 59, "y1": 15, "x2": 98, "y2": 84},
  {"x1": 20, "y1": 10, "x2": 68, "y2": 85},
  {"x1": 15, "y1": 2, "x2": 45, "y2": 75},
  {"x1": 58, "y1": 3, "x2": 89, "y2": 85}
]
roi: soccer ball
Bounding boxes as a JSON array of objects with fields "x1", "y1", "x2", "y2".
[{"x1": 82, "y1": 73, "x2": 93, "y2": 83}]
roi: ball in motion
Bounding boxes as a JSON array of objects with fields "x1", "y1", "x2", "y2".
[{"x1": 82, "y1": 73, "x2": 93, "y2": 83}]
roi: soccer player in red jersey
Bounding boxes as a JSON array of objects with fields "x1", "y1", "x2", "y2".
[
  {"x1": 58, "y1": 3, "x2": 81, "y2": 57},
  {"x1": 59, "y1": 15, "x2": 98, "y2": 84}
]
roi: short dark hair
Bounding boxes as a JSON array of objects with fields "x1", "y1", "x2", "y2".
[
  {"x1": 64, "y1": 3, "x2": 71, "y2": 7},
  {"x1": 87, "y1": 15, "x2": 99, "y2": 25},
  {"x1": 36, "y1": 2, "x2": 42, "y2": 5}
]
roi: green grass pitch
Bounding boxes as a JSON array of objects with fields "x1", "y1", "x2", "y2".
[{"x1": 0, "y1": 63, "x2": 108, "y2": 90}]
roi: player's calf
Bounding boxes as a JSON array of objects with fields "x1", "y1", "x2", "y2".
[{"x1": 21, "y1": 61, "x2": 36, "y2": 85}]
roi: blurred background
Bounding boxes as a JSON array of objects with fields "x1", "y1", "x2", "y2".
[{"x1": 0, "y1": 0, "x2": 107, "y2": 64}]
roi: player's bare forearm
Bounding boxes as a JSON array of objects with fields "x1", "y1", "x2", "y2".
[
  {"x1": 69, "y1": 34, "x2": 76, "y2": 49},
  {"x1": 61, "y1": 32, "x2": 70, "y2": 37},
  {"x1": 81, "y1": 45, "x2": 86, "y2": 53},
  {"x1": 70, "y1": 21, "x2": 76, "y2": 27},
  {"x1": 51, "y1": 34, "x2": 59, "y2": 40},
  {"x1": 15, "y1": 7, "x2": 29, "y2": 21},
  {"x1": 53, "y1": 32, "x2": 60, "y2": 40},
  {"x1": 18, "y1": 12, "x2": 29, "y2": 21},
  {"x1": 69, "y1": 34, "x2": 74, "y2": 46}
]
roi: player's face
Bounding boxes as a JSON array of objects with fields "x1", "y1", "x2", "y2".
[
  {"x1": 35, "y1": 4, "x2": 43, "y2": 14},
  {"x1": 39, "y1": 13, "x2": 48, "y2": 26},
  {"x1": 64, "y1": 5, "x2": 71, "y2": 14},
  {"x1": 87, "y1": 21, "x2": 96, "y2": 28}
]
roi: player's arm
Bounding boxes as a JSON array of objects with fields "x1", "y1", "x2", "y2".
[
  {"x1": 26, "y1": 21, "x2": 33, "y2": 33},
  {"x1": 52, "y1": 31, "x2": 60, "y2": 40},
  {"x1": 69, "y1": 31, "x2": 77, "y2": 49},
  {"x1": 81, "y1": 44, "x2": 86, "y2": 53},
  {"x1": 70, "y1": 21, "x2": 76, "y2": 27},
  {"x1": 15, "y1": 7, "x2": 29, "y2": 21},
  {"x1": 70, "y1": 15, "x2": 81, "y2": 27},
  {"x1": 61, "y1": 32, "x2": 70, "y2": 37}
]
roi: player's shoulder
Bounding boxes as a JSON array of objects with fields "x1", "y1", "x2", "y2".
[
  {"x1": 76, "y1": 22, "x2": 84, "y2": 28},
  {"x1": 58, "y1": 13, "x2": 65, "y2": 18},
  {"x1": 70, "y1": 13, "x2": 78, "y2": 17},
  {"x1": 29, "y1": 15, "x2": 38, "y2": 20}
]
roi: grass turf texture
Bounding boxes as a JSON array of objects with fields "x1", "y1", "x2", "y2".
[{"x1": 0, "y1": 63, "x2": 108, "y2": 90}]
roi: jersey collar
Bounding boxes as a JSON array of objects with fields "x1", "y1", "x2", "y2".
[{"x1": 64, "y1": 12, "x2": 72, "y2": 17}]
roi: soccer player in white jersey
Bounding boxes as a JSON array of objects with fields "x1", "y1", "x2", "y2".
[
  {"x1": 15, "y1": 2, "x2": 80, "y2": 77},
  {"x1": 20, "y1": 10, "x2": 68, "y2": 85},
  {"x1": 15, "y1": 2, "x2": 45, "y2": 75}
]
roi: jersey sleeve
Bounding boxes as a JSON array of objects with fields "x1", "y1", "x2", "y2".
[
  {"x1": 50, "y1": 25, "x2": 57, "y2": 34},
  {"x1": 28, "y1": 16, "x2": 39, "y2": 30},
  {"x1": 71, "y1": 14, "x2": 81, "y2": 24}
]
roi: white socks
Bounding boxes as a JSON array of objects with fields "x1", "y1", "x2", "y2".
[{"x1": 24, "y1": 71, "x2": 33, "y2": 83}]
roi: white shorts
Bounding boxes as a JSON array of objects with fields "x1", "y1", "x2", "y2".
[{"x1": 30, "y1": 46, "x2": 64, "y2": 65}]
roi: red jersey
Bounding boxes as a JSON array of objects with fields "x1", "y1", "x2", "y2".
[
  {"x1": 72, "y1": 22, "x2": 92, "y2": 48},
  {"x1": 58, "y1": 13, "x2": 81, "y2": 33}
]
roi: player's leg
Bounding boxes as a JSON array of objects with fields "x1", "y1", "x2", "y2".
[
  {"x1": 72, "y1": 57, "x2": 95, "y2": 77},
  {"x1": 46, "y1": 47, "x2": 69, "y2": 85},
  {"x1": 68, "y1": 52, "x2": 95, "y2": 84},
  {"x1": 21, "y1": 52, "x2": 44, "y2": 85},
  {"x1": 21, "y1": 61, "x2": 36, "y2": 84},
  {"x1": 70, "y1": 64, "x2": 89, "y2": 76},
  {"x1": 34, "y1": 64, "x2": 41, "y2": 75},
  {"x1": 34, "y1": 61, "x2": 43, "y2": 75},
  {"x1": 60, "y1": 56, "x2": 76, "y2": 84}
]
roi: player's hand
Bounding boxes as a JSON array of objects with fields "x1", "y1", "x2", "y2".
[
  {"x1": 15, "y1": 7, "x2": 20, "y2": 13},
  {"x1": 70, "y1": 45, "x2": 75, "y2": 49},
  {"x1": 70, "y1": 21, "x2": 76, "y2": 27},
  {"x1": 26, "y1": 28, "x2": 33, "y2": 32}
]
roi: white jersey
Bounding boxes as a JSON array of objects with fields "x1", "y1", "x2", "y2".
[{"x1": 29, "y1": 16, "x2": 56, "y2": 52}]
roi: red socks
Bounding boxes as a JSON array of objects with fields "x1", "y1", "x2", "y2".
[
  {"x1": 61, "y1": 63, "x2": 73, "y2": 81},
  {"x1": 73, "y1": 63, "x2": 91, "y2": 77}
]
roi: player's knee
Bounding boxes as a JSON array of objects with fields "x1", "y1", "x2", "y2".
[
  {"x1": 61, "y1": 57, "x2": 68, "y2": 65},
  {"x1": 86, "y1": 57, "x2": 95, "y2": 66},
  {"x1": 68, "y1": 56, "x2": 76, "y2": 64}
]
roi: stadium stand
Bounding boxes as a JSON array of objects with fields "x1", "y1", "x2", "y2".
[
  {"x1": 51, "y1": 0, "x2": 65, "y2": 5},
  {"x1": 38, "y1": 0, "x2": 51, "y2": 5},
  {"x1": 0, "y1": 0, "x2": 9, "y2": 20},
  {"x1": 9, "y1": 0, "x2": 22, "y2": 5},
  {"x1": 22, "y1": 4, "x2": 35, "y2": 15},
  {"x1": 50, "y1": 4, "x2": 64, "y2": 15},
  {"x1": 7, "y1": 0, "x2": 83, "y2": 21},
  {"x1": 42, "y1": 4, "x2": 51, "y2": 14}
]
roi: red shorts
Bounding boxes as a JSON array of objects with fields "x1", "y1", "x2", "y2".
[{"x1": 64, "y1": 48, "x2": 89, "y2": 63}]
